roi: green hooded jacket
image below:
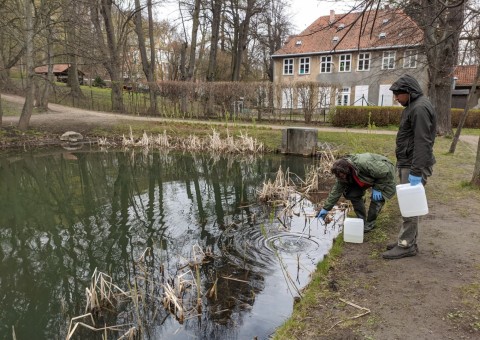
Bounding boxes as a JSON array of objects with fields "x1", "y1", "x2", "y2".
[{"x1": 323, "y1": 153, "x2": 396, "y2": 211}]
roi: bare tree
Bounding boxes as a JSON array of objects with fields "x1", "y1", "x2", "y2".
[
  {"x1": 18, "y1": 0, "x2": 34, "y2": 130},
  {"x1": 89, "y1": 0, "x2": 135, "y2": 112},
  {"x1": 65, "y1": 0, "x2": 84, "y2": 99},
  {"x1": 134, "y1": 0, "x2": 157, "y2": 114},
  {"x1": 405, "y1": 0, "x2": 466, "y2": 136},
  {"x1": 227, "y1": 0, "x2": 265, "y2": 81},
  {"x1": 0, "y1": 0, "x2": 27, "y2": 91},
  {"x1": 206, "y1": 0, "x2": 223, "y2": 82}
]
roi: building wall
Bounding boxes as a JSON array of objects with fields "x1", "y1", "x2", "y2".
[{"x1": 273, "y1": 48, "x2": 429, "y2": 108}]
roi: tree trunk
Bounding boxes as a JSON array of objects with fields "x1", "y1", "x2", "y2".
[
  {"x1": 0, "y1": 92, "x2": 3, "y2": 126},
  {"x1": 206, "y1": 0, "x2": 222, "y2": 82},
  {"x1": 231, "y1": 0, "x2": 257, "y2": 81},
  {"x1": 65, "y1": 1, "x2": 84, "y2": 99},
  {"x1": 99, "y1": 0, "x2": 124, "y2": 112},
  {"x1": 18, "y1": 0, "x2": 34, "y2": 130},
  {"x1": 89, "y1": 0, "x2": 127, "y2": 112},
  {"x1": 471, "y1": 136, "x2": 480, "y2": 188},
  {"x1": 36, "y1": 17, "x2": 54, "y2": 111},
  {"x1": 187, "y1": 0, "x2": 201, "y2": 81},
  {"x1": 146, "y1": 0, "x2": 157, "y2": 113},
  {"x1": 134, "y1": 0, "x2": 157, "y2": 114},
  {"x1": 421, "y1": 0, "x2": 464, "y2": 137}
]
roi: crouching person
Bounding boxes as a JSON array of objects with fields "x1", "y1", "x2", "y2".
[{"x1": 317, "y1": 153, "x2": 396, "y2": 232}]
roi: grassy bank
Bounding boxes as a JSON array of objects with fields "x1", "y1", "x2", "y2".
[{"x1": 273, "y1": 134, "x2": 480, "y2": 338}]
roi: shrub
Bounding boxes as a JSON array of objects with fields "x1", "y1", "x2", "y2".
[
  {"x1": 331, "y1": 106, "x2": 480, "y2": 128},
  {"x1": 92, "y1": 76, "x2": 106, "y2": 88},
  {"x1": 331, "y1": 106, "x2": 402, "y2": 127},
  {"x1": 451, "y1": 108, "x2": 480, "y2": 128}
]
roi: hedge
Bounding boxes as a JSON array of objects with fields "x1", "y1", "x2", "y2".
[{"x1": 331, "y1": 106, "x2": 480, "y2": 128}]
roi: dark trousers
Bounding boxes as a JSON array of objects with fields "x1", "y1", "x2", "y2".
[{"x1": 344, "y1": 182, "x2": 385, "y2": 232}]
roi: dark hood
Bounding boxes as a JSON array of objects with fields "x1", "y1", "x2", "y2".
[{"x1": 389, "y1": 74, "x2": 423, "y2": 101}]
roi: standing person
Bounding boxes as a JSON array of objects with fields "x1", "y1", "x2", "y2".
[
  {"x1": 382, "y1": 74, "x2": 437, "y2": 260},
  {"x1": 317, "y1": 153, "x2": 396, "y2": 232}
]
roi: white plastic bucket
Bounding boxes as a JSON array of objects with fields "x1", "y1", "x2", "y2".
[
  {"x1": 396, "y1": 183, "x2": 429, "y2": 217},
  {"x1": 343, "y1": 217, "x2": 364, "y2": 243}
]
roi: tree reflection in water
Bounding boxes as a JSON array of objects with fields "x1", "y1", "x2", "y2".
[{"x1": 0, "y1": 149, "x2": 338, "y2": 339}]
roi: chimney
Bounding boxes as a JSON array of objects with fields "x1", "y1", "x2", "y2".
[{"x1": 330, "y1": 10, "x2": 335, "y2": 24}]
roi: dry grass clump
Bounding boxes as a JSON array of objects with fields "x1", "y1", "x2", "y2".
[
  {"x1": 85, "y1": 268, "x2": 130, "y2": 313},
  {"x1": 257, "y1": 166, "x2": 300, "y2": 204},
  {"x1": 302, "y1": 147, "x2": 336, "y2": 194},
  {"x1": 258, "y1": 146, "x2": 336, "y2": 205},
  {"x1": 66, "y1": 244, "x2": 215, "y2": 339},
  {"x1": 66, "y1": 268, "x2": 133, "y2": 339},
  {"x1": 121, "y1": 127, "x2": 263, "y2": 154}
]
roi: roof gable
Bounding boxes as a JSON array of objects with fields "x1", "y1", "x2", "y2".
[
  {"x1": 34, "y1": 64, "x2": 85, "y2": 75},
  {"x1": 273, "y1": 9, "x2": 423, "y2": 57}
]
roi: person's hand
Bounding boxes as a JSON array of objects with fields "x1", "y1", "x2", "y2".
[
  {"x1": 317, "y1": 208, "x2": 328, "y2": 220},
  {"x1": 408, "y1": 174, "x2": 422, "y2": 186},
  {"x1": 372, "y1": 189, "x2": 383, "y2": 201}
]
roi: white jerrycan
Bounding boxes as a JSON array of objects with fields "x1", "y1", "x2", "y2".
[{"x1": 396, "y1": 183, "x2": 428, "y2": 217}]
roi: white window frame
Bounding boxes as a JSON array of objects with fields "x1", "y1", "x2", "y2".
[
  {"x1": 357, "y1": 52, "x2": 371, "y2": 71},
  {"x1": 339, "y1": 54, "x2": 352, "y2": 72},
  {"x1": 354, "y1": 85, "x2": 369, "y2": 106},
  {"x1": 281, "y1": 87, "x2": 294, "y2": 108},
  {"x1": 319, "y1": 86, "x2": 332, "y2": 108},
  {"x1": 382, "y1": 51, "x2": 396, "y2": 70},
  {"x1": 403, "y1": 49, "x2": 417, "y2": 68},
  {"x1": 336, "y1": 87, "x2": 351, "y2": 106},
  {"x1": 320, "y1": 55, "x2": 332, "y2": 73},
  {"x1": 283, "y1": 58, "x2": 294, "y2": 75},
  {"x1": 299, "y1": 57, "x2": 310, "y2": 75},
  {"x1": 378, "y1": 84, "x2": 395, "y2": 106},
  {"x1": 297, "y1": 87, "x2": 311, "y2": 109}
]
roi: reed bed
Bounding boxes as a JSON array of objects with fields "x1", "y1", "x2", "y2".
[
  {"x1": 121, "y1": 127, "x2": 264, "y2": 154},
  {"x1": 66, "y1": 244, "x2": 215, "y2": 339}
]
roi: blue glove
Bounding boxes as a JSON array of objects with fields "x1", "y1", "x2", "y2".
[
  {"x1": 372, "y1": 189, "x2": 383, "y2": 201},
  {"x1": 317, "y1": 208, "x2": 328, "y2": 220},
  {"x1": 408, "y1": 174, "x2": 422, "y2": 186}
]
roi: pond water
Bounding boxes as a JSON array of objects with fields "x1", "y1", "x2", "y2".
[{"x1": 0, "y1": 148, "x2": 340, "y2": 339}]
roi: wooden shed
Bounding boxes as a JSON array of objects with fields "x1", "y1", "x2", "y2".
[{"x1": 34, "y1": 64, "x2": 85, "y2": 85}]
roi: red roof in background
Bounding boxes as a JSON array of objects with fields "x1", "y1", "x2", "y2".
[
  {"x1": 34, "y1": 64, "x2": 84, "y2": 75},
  {"x1": 454, "y1": 65, "x2": 479, "y2": 85},
  {"x1": 273, "y1": 9, "x2": 423, "y2": 57}
]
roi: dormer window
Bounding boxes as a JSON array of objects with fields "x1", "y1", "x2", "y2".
[
  {"x1": 382, "y1": 18, "x2": 389, "y2": 25},
  {"x1": 295, "y1": 40, "x2": 302, "y2": 46},
  {"x1": 379, "y1": 32, "x2": 387, "y2": 39},
  {"x1": 332, "y1": 36, "x2": 339, "y2": 42},
  {"x1": 338, "y1": 23, "x2": 345, "y2": 30}
]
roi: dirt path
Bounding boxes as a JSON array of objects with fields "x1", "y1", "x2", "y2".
[{"x1": 2, "y1": 93, "x2": 480, "y2": 339}]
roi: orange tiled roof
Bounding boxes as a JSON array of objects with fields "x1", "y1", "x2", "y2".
[
  {"x1": 454, "y1": 65, "x2": 479, "y2": 85},
  {"x1": 273, "y1": 9, "x2": 423, "y2": 57}
]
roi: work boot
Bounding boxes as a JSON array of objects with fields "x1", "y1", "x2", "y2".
[
  {"x1": 386, "y1": 242, "x2": 398, "y2": 250},
  {"x1": 386, "y1": 242, "x2": 420, "y2": 251},
  {"x1": 382, "y1": 244, "x2": 418, "y2": 260}
]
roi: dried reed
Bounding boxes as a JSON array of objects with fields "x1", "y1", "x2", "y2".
[
  {"x1": 121, "y1": 126, "x2": 264, "y2": 154},
  {"x1": 85, "y1": 268, "x2": 130, "y2": 313}
]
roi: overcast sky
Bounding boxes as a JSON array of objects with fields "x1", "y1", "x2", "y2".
[
  {"x1": 290, "y1": 0, "x2": 358, "y2": 33},
  {"x1": 157, "y1": 0, "x2": 359, "y2": 35}
]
